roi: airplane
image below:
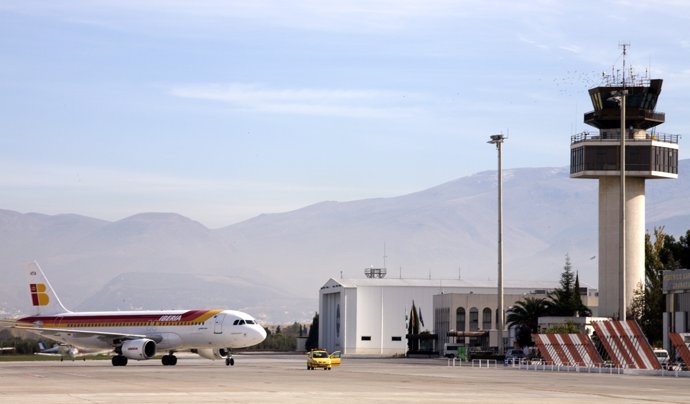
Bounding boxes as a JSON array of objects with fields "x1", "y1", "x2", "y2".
[{"x1": 0, "y1": 261, "x2": 266, "y2": 367}]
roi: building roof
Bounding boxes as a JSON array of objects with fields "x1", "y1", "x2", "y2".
[{"x1": 321, "y1": 277, "x2": 571, "y2": 293}]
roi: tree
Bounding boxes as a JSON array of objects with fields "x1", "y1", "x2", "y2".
[
  {"x1": 305, "y1": 313, "x2": 319, "y2": 351},
  {"x1": 507, "y1": 297, "x2": 550, "y2": 347},
  {"x1": 573, "y1": 273, "x2": 584, "y2": 312},
  {"x1": 507, "y1": 297, "x2": 550, "y2": 334},
  {"x1": 548, "y1": 254, "x2": 591, "y2": 317},
  {"x1": 407, "y1": 301, "x2": 420, "y2": 352},
  {"x1": 630, "y1": 227, "x2": 676, "y2": 345},
  {"x1": 675, "y1": 230, "x2": 690, "y2": 268},
  {"x1": 253, "y1": 322, "x2": 307, "y2": 351}
]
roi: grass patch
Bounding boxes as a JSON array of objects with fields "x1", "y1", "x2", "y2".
[{"x1": 0, "y1": 354, "x2": 111, "y2": 362}]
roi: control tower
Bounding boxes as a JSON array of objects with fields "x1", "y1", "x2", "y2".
[{"x1": 570, "y1": 56, "x2": 679, "y2": 319}]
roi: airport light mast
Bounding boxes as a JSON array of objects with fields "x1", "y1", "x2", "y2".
[{"x1": 488, "y1": 133, "x2": 505, "y2": 355}]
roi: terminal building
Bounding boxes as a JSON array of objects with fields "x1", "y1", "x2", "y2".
[
  {"x1": 663, "y1": 269, "x2": 690, "y2": 349},
  {"x1": 318, "y1": 275, "x2": 598, "y2": 356}
]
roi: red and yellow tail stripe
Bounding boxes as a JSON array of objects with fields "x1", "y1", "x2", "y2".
[
  {"x1": 30, "y1": 283, "x2": 50, "y2": 306},
  {"x1": 18, "y1": 309, "x2": 224, "y2": 328}
]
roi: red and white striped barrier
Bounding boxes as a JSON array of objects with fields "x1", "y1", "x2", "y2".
[
  {"x1": 669, "y1": 333, "x2": 690, "y2": 368},
  {"x1": 590, "y1": 320, "x2": 660, "y2": 369},
  {"x1": 533, "y1": 333, "x2": 602, "y2": 367}
]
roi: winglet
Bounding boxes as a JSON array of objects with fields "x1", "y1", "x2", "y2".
[{"x1": 27, "y1": 261, "x2": 71, "y2": 315}]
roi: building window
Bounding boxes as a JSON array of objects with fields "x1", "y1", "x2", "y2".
[
  {"x1": 391, "y1": 336, "x2": 402, "y2": 341},
  {"x1": 482, "y1": 308, "x2": 492, "y2": 330},
  {"x1": 361, "y1": 336, "x2": 371, "y2": 341},
  {"x1": 469, "y1": 307, "x2": 479, "y2": 331},
  {"x1": 435, "y1": 307, "x2": 450, "y2": 346},
  {"x1": 456, "y1": 307, "x2": 466, "y2": 332}
]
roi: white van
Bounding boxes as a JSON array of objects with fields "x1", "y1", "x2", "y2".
[
  {"x1": 654, "y1": 349, "x2": 669, "y2": 367},
  {"x1": 443, "y1": 343, "x2": 464, "y2": 358}
]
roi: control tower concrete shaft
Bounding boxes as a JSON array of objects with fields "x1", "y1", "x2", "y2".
[{"x1": 570, "y1": 76, "x2": 679, "y2": 319}]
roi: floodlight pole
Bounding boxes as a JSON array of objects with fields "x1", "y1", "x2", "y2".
[
  {"x1": 488, "y1": 134, "x2": 505, "y2": 355},
  {"x1": 618, "y1": 42, "x2": 629, "y2": 322},
  {"x1": 619, "y1": 90, "x2": 627, "y2": 322}
]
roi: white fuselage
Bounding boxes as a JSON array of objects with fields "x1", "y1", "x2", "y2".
[{"x1": 19, "y1": 309, "x2": 266, "y2": 352}]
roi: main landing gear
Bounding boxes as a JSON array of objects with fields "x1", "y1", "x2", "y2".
[
  {"x1": 161, "y1": 353, "x2": 178, "y2": 366},
  {"x1": 112, "y1": 355, "x2": 128, "y2": 366}
]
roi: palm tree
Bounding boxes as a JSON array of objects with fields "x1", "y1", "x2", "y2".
[{"x1": 507, "y1": 297, "x2": 550, "y2": 347}]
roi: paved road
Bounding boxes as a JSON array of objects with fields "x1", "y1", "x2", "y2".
[{"x1": 0, "y1": 355, "x2": 687, "y2": 403}]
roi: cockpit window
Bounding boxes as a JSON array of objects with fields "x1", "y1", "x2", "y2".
[{"x1": 232, "y1": 319, "x2": 256, "y2": 325}]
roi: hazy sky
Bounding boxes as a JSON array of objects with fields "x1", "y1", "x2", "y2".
[{"x1": 1, "y1": 1, "x2": 688, "y2": 228}]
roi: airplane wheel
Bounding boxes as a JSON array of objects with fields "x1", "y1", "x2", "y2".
[
  {"x1": 170, "y1": 355, "x2": 177, "y2": 366},
  {"x1": 112, "y1": 355, "x2": 128, "y2": 366},
  {"x1": 226, "y1": 357, "x2": 234, "y2": 366}
]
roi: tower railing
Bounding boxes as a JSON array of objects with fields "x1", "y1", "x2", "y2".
[{"x1": 571, "y1": 131, "x2": 680, "y2": 145}]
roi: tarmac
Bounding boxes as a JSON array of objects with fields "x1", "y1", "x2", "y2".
[{"x1": 0, "y1": 354, "x2": 688, "y2": 403}]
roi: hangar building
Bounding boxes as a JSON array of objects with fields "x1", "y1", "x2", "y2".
[{"x1": 319, "y1": 277, "x2": 597, "y2": 356}]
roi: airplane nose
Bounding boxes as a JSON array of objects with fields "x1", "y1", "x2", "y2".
[{"x1": 254, "y1": 325, "x2": 267, "y2": 344}]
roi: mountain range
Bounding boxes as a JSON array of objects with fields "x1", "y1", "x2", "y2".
[{"x1": 1, "y1": 160, "x2": 689, "y2": 323}]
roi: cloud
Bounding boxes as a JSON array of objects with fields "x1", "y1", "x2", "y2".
[
  {"x1": 559, "y1": 45, "x2": 582, "y2": 54},
  {"x1": 517, "y1": 35, "x2": 549, "y2": 50},
  {"x1": 169, "y1": 83, "x2": 427, "y2": 118}
]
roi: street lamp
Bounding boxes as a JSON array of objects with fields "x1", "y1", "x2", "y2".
[{"x1": 487, "y1": 133, "x2": 505, "y2": 355}]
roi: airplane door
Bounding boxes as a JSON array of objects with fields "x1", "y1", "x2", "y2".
[{"x1": 214, "y1": 314, "x2": 225, "y2": 334}]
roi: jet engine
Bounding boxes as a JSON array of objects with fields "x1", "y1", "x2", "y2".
[
  {"x1": 121, "y1": 339, "x2": 156, "y2": 360},
  {"x1": 193, "y1": 348, "x2": 230, "y2": 360}
]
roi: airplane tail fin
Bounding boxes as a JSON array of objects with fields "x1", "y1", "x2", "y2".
[{"x1": 27, "y1": 261, "x2": 71, "y2": 315}]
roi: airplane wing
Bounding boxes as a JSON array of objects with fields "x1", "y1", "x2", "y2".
[
  {"x1": 0, "y1": 319, "x2": 19, "y2": 328},
  {"x1": 7, "y1": 322, "x2": 150, "y2": 345}
]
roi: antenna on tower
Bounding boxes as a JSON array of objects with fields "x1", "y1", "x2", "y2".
[
  {"x1": 383, "y1": 242, "x2": 387, "y2": 269},
  {"x1": 619, "y1": 41, "x2": 630, "y2": 87},
  {"x1": 364, "y1": 243, "x2": 389, "y2": 278}
]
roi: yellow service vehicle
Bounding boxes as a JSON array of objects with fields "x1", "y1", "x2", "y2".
[
  {"x1": 307, "y1": 349, "x2": 332, "y2": 370},
  {"x1": 329, "y1": 351, "x2": 342, "y2": 366}
]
